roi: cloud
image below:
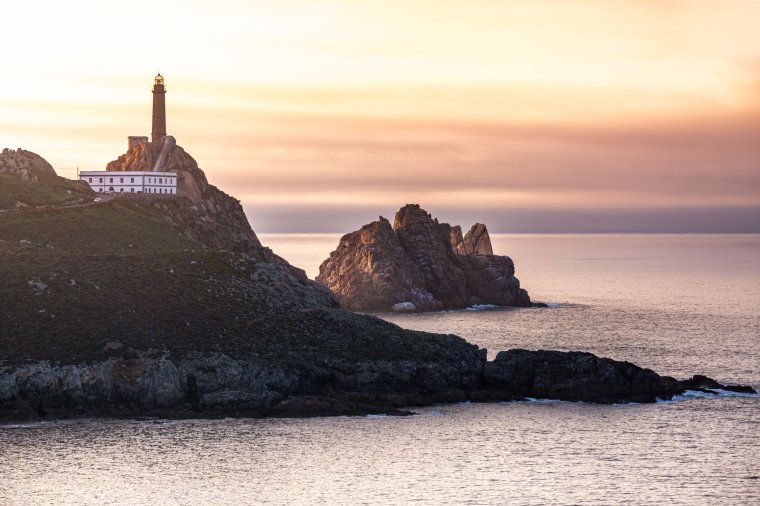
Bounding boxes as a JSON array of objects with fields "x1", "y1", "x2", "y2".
[
  {"x1": 245, "y1": 202, "x2": 760, "y2": 234},
  {"x1": 200, "y1": 108, "x2": 760, "y2": 210}
]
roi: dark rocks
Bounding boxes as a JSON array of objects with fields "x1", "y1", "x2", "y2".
[
  {"x1": 317, "y1": 204, "x2": 534, "y2": 312},
  {"x1": 678, "y1": 374, "x2": 758, "y2": 394},
  {"x1": 1, "y1": 348, "x2": 753, "y2": 420},
  {"x1": 483, "y1": 349, "x2": 756, "y2": 403},
  {"x1": 483, "y1": 349, "x2": 680, "y2": 403},
  {"x1": 0, "y1": 346, "x2": 484, "y2": 420}
]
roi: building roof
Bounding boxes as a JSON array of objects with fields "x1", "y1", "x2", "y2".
[{"x1": 79, "y1": 171, "x2": 177, "y2": 176}]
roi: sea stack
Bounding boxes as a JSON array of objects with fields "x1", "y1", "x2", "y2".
[{"x1": 316, "y1": 204, "x2": 534, "y2": 312}]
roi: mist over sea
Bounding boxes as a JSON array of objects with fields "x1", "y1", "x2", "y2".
[{"x1": 2, "y1": 234, "x2": 759, "y2": 505}]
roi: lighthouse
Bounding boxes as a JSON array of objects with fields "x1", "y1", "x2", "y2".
[
  {"x1": 151, "y1": 73, "x2": 167, "y2": 144},
  {"x1": 79, "y1": 73, "x2": 178, "y2": 195}
]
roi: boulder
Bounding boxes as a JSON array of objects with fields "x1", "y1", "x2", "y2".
[
  {"x1": 391, "y1": 302, "x2": 417, "y2": 313},
  {"x1": 0, "y1": 148, "x2": 56, "y2": 182}
]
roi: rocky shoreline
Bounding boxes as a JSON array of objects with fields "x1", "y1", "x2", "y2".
[{"x1": 1, "y1": 348, "x2": 754, "y2": 421}]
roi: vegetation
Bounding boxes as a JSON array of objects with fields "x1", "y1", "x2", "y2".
[
  {"x1": 0, "y1": 197, "x2": 470, "y2": 366},
  {"x1": 0, "y1": 172, "x2": 93, "y2": 210}
]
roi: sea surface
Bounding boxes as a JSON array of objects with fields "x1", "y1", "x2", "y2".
[{"x1": 2, "y1": 234, "x2": 759, "y2": 505}]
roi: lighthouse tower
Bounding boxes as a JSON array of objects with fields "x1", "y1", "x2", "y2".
[{"x1": 151, "y1": 73, "x2": 167, "y2": 144}]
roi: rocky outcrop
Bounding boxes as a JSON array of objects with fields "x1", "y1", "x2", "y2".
[
  {"x1": 317, "y1": 204, "x2": 532, "y2": 312},
  {"x1": 1, "y1": 348, "x2": 753, "y2": 420},
  {"x1": 481, "y1": 349, "x2": 757, "y2": 403},
  {"x1": 0, "y1": 148, "x2": 56, "y2": 182},
  {"x1": 107, "y1": 141, "x2": 267, "y2": 258},
  {"x1": 483, "y1": 349, "x2": 675, "y2": 403},
  {"x1": 106, "y1": 141, "x2": 314, "y2": 282}
]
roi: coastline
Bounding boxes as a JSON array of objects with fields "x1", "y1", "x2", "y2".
[{"x1": 2, "y1": 348, "x2": 753, "y2": 423}]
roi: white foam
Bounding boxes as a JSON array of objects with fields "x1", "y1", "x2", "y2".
[
  {"x1": 657, "y1": 389, "x2": 759, "y2": 403},
  {"x1": 0, "y1": 422, "x2": 49, "y2": 429},
  {"x1": 521, "y1": 397, "x2": 573, "y2": 405},
  {"x1": 466, "y1": 304, "x2": 500, "y2": 311},
  {"x1": 413, "y1": 411, "x2": 443, "y2": 417}
]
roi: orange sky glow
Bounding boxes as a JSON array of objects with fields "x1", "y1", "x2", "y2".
[{"x1": 1, "y1": 0, "x2": 759, "y2": 231}]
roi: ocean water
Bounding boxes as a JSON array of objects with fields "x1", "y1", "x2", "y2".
[{"x1": 2, "y1": 234, "x2": 759, "y2": 505}]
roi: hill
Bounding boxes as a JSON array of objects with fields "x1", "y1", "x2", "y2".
[{"x1": 0, "y1": 149, "x2": 93, "y2": 210}]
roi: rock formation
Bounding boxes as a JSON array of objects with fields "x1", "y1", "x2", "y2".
[
  {"x1": 0, "y1": 148, "x2": 56, "y2": 182},
  {"x1": 1, "y1": 348, "x2": 753, "y2": 420},
  {"x1": 484, "y1": 350, "x2": 678, "y2": 404},
  {"x1": 317, "y1": 204, "x2": 533, "y2": 312}
]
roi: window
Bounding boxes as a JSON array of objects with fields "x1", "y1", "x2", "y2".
[
  {"x1": 130, "y1": 188, "x2": 134, "y2": 193},
  {"x1": 159, "y1": 178, "x2": 163, "y2": 184},
  {"x1": 120, "y1": 177, "x2": 124, "y2": 183},
  {"x1": 99, "y1": 188, "x2": 103, "y2": 193},
  {"x1": 88, "y1": 177, "x2": 92, "y2": 182},
  {"x1": 130, "y1": 177, "x2": 134, "y2": 183},
  {"x1": 99, "y1": 177, "x2": 103, "y2": 183},
  {"x1": 120, "y1": 188, "x2": 124, "y2": 192},
  {"x1": 109, "y1": 177, "x2": 113, "y2": 183}
]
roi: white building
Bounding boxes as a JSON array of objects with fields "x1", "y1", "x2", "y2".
[{"x1": 79, "y1": 171, "x2": 178, "y2": 195}]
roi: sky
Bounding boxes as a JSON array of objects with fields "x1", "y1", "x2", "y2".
[{"x1": 1, "y1": 0, "x2": 759, "y2": 232}]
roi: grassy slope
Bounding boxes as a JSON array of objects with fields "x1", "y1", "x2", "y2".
[
  {"x1": 0, "y1": 172, "x2": 94, "y2": 210},
  {"x1": 0, "y1": 199, "x2": 474, "y2": 366}
]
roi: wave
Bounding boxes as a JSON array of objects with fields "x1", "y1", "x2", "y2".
[
  {"x1": 466, "y1": 304, "x2": 500, "y2": 311},
  {"x1": 657, "y1": 389, "x2": 759, "y2": 403}
]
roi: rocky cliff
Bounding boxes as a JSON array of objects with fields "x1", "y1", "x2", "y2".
[
  {"x1": 317, "y1": 204, "x2": 533, "y2": 312},
  {"x1": 107, "y1": 141, "x2": 272, "y2": 260}
]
